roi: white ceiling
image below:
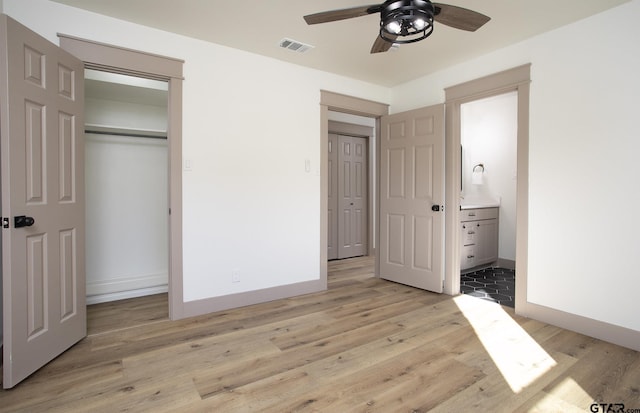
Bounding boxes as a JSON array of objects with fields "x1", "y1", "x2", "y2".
[{"x1": 52, "y1": 0, "x2": 629, "y2": 87}]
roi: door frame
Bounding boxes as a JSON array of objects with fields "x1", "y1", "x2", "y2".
[
  {"x1": 58, "y1": 34, "x2": 186, "y2": 320},
  {"x1": 443, "y1": 64, "x2": 531, "y2": 313},
  {"x1": 320, "y1": 91, "x2": 389, "y2": 282},
  {"x1": 328, "y1": 120, "x2": 374, "y2": 259}
]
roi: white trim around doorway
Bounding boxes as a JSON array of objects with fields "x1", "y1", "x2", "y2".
[{"x1": 57, "y1": 34, "x2": 186, "y2": 320}]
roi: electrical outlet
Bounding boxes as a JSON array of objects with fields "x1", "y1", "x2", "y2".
[{"x1": 232, "y1": 269, "x2": 240, "y2": 283}]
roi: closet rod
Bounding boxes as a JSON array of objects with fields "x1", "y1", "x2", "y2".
[{"x1": 85, "y1": 129, "x2": 167, "y2": 139}]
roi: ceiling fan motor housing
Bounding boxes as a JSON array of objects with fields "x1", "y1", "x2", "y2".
[{"x1": 380, "y1": 0, "x2": 435, "y2": 43}]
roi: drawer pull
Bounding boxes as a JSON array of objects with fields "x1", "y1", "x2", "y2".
[
  {"x1": 467, "y1": 255, "x2": 475, "y2": 259},
  {"x1": 468, "y1": 231, "x2": 475, "y2": 235}
]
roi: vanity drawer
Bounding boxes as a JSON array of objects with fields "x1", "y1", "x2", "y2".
[
  {"x1": 461, "y1": 245, "x2": 476, "y2": 270},
  {"x1": 460, "y1": 207, "x2": 498, "y2": 222},
  {"x1": 461, "y1": 222, "x2": 477, "y2": 246}
]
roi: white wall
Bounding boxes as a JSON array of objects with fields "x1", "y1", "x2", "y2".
[
  {"x1": 85, "y1": 132, "x2": 168, "y2": 301},
  {"x1": 328, "y1": 112, "x2": 376, "y2": 127},
  {"x1": 461, "y1": 92, "x2": 517, "y2": 261},
  {"x1": 1, "y1": 0, "x2": 390, "y2": 304},
  {"x1": 390, "y1": 0, "x2": 640, "y2": 332},
  {"x1": 85, "y1": 98, "x2": 167, "y2": 132}
]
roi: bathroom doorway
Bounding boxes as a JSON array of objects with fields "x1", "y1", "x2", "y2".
[
  {"x1": 443, "y1": 64, "x2": 530, "y2": 313},
  {"x1": 458, "y1": 91, "x2": 518, "y2": 307}
]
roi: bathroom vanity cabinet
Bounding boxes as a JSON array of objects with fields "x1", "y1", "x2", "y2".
[{"x1": 460, "y1": 207, "x2": 499, "y2": 271}]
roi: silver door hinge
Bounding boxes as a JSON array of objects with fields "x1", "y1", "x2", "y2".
[{"x1": 2, "y1": 217, "x2": 9, "y2": 228}]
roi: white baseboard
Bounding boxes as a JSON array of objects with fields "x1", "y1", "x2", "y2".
[
  {"x1": 87, "y1": 285, "x2": 168, "y2": 305},
  {"x1": 497, "y1": 258, "x2": 516, "y2": 270},
  {"x1": 181, "y1": 278, "x2": 325, "y2": 319},
  {"x1": 86, "y1": 272, "x2": 167, "y2": 297},
  {"x1": 518, "y1": 301, "x2": 640, "y2": 352}
]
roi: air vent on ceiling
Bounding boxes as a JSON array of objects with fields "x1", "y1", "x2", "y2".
[{"x1": 279, "y1": 38, "x2": 314, "y2": 54}]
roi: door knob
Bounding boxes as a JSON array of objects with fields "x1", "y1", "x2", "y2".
[{"x1": 14, "y1": 215, "x2": 35, "y2": 228}]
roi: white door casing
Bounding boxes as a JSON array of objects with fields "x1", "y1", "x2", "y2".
[
  {"x1": 379, "y1": 104, "x2": 445, "y2": 292},
  {"x1": 327, "y1": 133, "x2": 338, "y2": 260},
  {"x1": 1, "y1": 15, "x2": 86, "y2": 388}
]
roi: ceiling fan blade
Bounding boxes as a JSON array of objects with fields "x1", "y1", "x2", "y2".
[
  {"x1": 370, "y1": 34, "x2": 397, "y2": 54},
  {"x1": 433, "y1": 3, "x2": 490, "y2": 32},
  {"x1": 304, "y1": 4, "x2": 381, "y2": 25}
]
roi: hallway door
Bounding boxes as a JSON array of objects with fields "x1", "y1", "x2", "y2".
[
  {"x1": 327, "y1": 134, "x2": 368, "y2": 260},
  {"x1": 337, "y1": 135, "x2": 367, "y2": 259}
]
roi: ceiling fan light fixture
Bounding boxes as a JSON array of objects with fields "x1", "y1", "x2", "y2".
[
  {"x1": 385, "y1": 20, "x2": 402, "y2": 34},
  {"x1": 413, "y1": 17, "x2": 427, "y2": 31},
  {"x1": 380, "y1": 0, "x2": 434, "y2": 44}
]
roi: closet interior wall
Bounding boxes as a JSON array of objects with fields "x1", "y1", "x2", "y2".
[{"x1": 84, "y1": 70, "x2": 169, "y2": 304}]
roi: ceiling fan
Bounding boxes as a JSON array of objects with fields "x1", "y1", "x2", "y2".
[{"x1": 304, "y1": 0, "x2": 490, "y2": 53}]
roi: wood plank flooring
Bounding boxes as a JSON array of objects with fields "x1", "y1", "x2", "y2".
[{"x1": 1, "y1": 255, "x2": 639, "y2": 412}]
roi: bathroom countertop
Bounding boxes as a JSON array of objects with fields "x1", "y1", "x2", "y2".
[{"x1": 460, "y1": 202, "x2": 500, "y2": 210}]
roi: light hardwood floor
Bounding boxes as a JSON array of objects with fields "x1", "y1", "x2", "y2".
[{"x1": 1, "y1": 256, "x2": 639, "y2": 412}]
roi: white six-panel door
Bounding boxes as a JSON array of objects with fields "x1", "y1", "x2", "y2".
[
  {"x1": 379, "y1": 104, "x2": 445, "y2": 292},
  {"x1": 1, "y1": 15, "x2": 86, "y2": 388}
]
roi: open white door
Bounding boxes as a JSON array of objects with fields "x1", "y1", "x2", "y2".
[
  {"x1": 379, "y1": 104, "x2": 445, "y2": 292},
  {"x1": 1, "y1": 15, "x2": 86, "y2": 388}
]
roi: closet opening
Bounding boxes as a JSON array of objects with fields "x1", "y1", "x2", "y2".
[{"x1": 84, "y1": 69, "x2": 170, "y2": 307}]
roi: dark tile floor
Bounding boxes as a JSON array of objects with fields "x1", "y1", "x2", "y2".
[{"x1": 460, "y1": 267, "x2": 515, "y2": 308}]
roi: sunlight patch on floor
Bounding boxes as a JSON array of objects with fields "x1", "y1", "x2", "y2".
[
  {"x1": 454, "y1": 294, "x2": 557, "y2": 393},
  {"x1": 526, "y1": 377, "x2": 593, "y2": 412},
  {"x1": 543, "y1": 376, "x2": 595, "y2": 409}
]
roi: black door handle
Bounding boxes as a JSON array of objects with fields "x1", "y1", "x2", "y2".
[
  {"x1": 431, "y1": 205, "x2": 440, "y2": 212},
  {"x1": 14, "y1": 215, "x2": 35, "y2": 228}
]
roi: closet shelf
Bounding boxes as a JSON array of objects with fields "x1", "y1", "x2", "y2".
[{"x1": 85, "y1": 123, "x2": 167, "y2": 139}]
